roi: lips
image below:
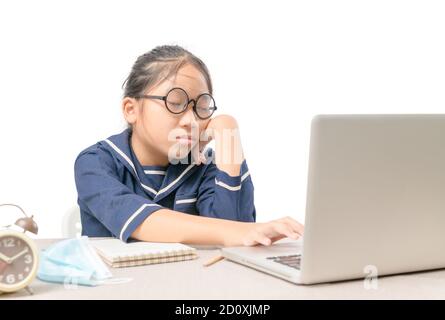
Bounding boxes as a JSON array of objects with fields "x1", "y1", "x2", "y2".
[{"x1": 176, "y1": 135, "x2": 195, "y2": 144}]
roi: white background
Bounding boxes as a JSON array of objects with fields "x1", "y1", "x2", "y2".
[{"x1": 0, "y1": 0, "x2": 444, "y2": 238}]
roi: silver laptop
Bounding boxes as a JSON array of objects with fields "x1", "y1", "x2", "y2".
[{"x1": 221, "y1": 114, "x2": 445, "y2": 284}]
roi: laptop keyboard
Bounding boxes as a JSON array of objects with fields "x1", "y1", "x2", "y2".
[{"x1": 266, "y1": 254, "x2": 301, "y2": 270}]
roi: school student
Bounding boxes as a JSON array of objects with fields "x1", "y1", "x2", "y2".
[{"x1": 74, "y1": 45, "x2": 304, "y2": 246}]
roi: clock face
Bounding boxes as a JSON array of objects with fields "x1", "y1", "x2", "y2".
[{"x1": 0, "y1": 234, "x2": 37, "y2": 290}]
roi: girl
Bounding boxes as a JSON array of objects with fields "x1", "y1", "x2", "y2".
[{"x1": 74, "y1": 45, "x2": 304, "y2": 246}]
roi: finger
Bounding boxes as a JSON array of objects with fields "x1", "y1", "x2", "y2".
[
  {"x1": 269, "y1": 234, "x2": 294, "y2": 244},
  {"x1": 252, "y1": 231, "x2": 272, "y2": 246},
  {"x1": 242, "y1": 232, "x2": 267, "y2": 246},
  {"x1": 259, "y1": 237, "x2": 272, "y2": 246},
  {"x1": 243, "y1": 236, "x2": 269, "y2": 247},
  {"x1": 242, "y1": 237, "x2": 256, "y2": 246},
  {"x1": 281, "y1": 217, "x2": 304, "y2": 236},
  {"x1": 282, "y1": 216, "x2": 304, "y2": 231},
  {"x1": 273, "y1": 222, "x2": 300, "y2": 240}
]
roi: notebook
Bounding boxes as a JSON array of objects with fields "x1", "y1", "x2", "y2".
[{"x1": 91, "y1": 238, "x2": 198, "y2": 268}]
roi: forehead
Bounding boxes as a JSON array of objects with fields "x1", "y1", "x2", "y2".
[{"x1": 160, "y1": 63, "x2": 209, "y2": 96}]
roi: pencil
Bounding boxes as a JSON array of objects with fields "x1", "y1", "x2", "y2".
[{"x1": 203, "y1": 254, "x2": 225, "y2": 267}]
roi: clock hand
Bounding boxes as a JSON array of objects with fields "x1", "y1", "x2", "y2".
[
  {"x1": 8, "y1": 247, "x2": 29, "y2": 264},
  {"x1": 0, "y1": 252, "x2": 12, "y2": 264},
  {"x1": 0, "y1": 260, "x2": 8, "y2": 273}
]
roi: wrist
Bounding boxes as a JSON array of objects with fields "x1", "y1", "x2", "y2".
[
  {"x1": 221, "y1": 221, "x2": 254, "y2": 247},
  {"x1": 207, "y1": 114, "x2": 239, "y2": 132}
]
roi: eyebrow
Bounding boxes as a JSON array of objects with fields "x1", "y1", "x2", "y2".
[{"x1": 167, "y1": 86, "x2": 210, "y2": 96}]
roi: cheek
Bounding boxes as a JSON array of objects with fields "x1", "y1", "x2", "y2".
[{"x1": 142, "y1": 108, "x2": 177, "y2": 145}]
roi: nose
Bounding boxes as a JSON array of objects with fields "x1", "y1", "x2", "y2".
[{"x1": 178, "y1": 100, "x2": 198, "y2": 127}]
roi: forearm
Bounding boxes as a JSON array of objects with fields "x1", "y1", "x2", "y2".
[
  {"x1": 210, "y1": 115, "x2": 245, "y2": 177},
  {"x1": 131, "y1": 208, "x2": 249, "y2": 246}
]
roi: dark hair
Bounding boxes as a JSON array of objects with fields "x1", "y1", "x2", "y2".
[{"x1": 122, "y1": 45, "x2": 213, "y2": 99}]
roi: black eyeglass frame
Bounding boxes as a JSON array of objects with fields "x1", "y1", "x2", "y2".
[{"x1": 136, "y1": 87, "x2": 217, "y2": 120}]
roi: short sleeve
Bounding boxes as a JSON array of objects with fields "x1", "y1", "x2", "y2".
[
  {"x1": 196, "y1": 155, "x2": 256, "y2": 222},
  {"x1": 74, "y1": 147, "x2": 164, "y2": 242}
]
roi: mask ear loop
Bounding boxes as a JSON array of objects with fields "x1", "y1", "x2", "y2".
[
  {"x1": 81, "y1": 237, "x2": 134, "y2": 285},
  {"x1": 79, "y1": 236, "x2": 113, "y2": 279},
  {"x1": 97, "y1": 277, "x2": 133, "y2": 285}
]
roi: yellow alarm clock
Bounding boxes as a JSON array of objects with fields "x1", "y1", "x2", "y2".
[{"x1": 0, "y1": 204, "x2": 39, "y2": 295}]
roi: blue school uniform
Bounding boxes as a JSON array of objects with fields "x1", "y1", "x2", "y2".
[{"x1": 74, "y1": 129, "x2": 256, "y2": 242}]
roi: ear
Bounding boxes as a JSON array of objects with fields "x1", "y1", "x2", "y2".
[{"x1": 122, "y1": 97, "x2": 139, "y2": 125}]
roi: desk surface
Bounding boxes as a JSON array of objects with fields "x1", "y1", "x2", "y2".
[{"x1": 2, "y1": 239, "x2": 445, "y2": 300}]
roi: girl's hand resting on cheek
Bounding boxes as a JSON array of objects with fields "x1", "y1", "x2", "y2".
[{"x1": 194, "y1": 114, "x2": 242, "y2": 166}]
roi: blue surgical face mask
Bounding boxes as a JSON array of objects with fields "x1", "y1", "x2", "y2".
[{"x1": 38, "y1": 237, "x2": 130, "y2": 287}]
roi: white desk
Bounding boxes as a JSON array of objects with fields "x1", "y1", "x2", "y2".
[{"x1": 3, "y1": 239, "x2": 445, "y2": 299}]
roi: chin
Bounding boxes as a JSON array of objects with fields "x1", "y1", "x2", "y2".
[{"x1": 167, "y1": 143, "x2": 192, "y2": 164}]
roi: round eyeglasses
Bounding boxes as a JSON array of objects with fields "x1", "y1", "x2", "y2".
[{"x1": 136, "y1": 87, "x2": 217, "y2": 120}]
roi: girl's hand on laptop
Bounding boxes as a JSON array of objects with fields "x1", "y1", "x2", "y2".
[{"x1": 228, "y1": 217, "x2": 304, "y2": 247}]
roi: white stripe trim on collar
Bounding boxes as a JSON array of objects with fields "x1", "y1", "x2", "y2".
[
  {"x1": 157, "y1": 164, "x2": 195, "y2": 196},
  {"x1": 104, "y1": 139, "x2": 195, "y2": 197},
  {"x1": 176, "y1": 198, "x2": 197, "y2": 204},
  {"x1": 119, "y1": 203, "x2": 161, "y2": 241},
  {"x1": 215, "y1": 171, "x2": 250, "y2": 191},
  {"x1": 104, "y1": 139, "x2": 158, "y2": 195},
  {"x1": 144, "y1": 170, "x2": 166, "y2": 175},
  {"x1": 140, "y1": 184, "x2": 158, "y2": 196},
  {"x1": 105, "y1": 139, "x2": 138, "y2": 177}
]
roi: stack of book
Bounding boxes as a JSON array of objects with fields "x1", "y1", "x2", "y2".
[{"x1": 91, "y1": 238, "x2": 198, "y2": 268}]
